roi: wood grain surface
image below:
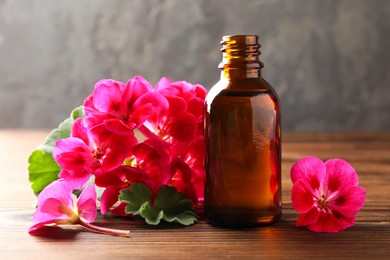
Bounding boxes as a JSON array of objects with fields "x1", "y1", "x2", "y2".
[{"x1": 0, "y1": 130, "x2": 389, "y2": 259}]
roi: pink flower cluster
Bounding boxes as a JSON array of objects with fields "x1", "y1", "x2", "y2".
[{"x1": 53, "y1": 76, "x2": 206, "y2": 215}]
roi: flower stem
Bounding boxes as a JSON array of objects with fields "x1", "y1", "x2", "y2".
[{"x1": 78, "y1": 220, "x2": 130, "y2": 237}]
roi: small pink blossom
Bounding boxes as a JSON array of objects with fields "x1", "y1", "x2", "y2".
[
  {"x1": 290, "y1": 156, "x2": 366, "y2": 232},
  {"x1": 97, "y1": 139, "x2": 172, "y2": 214},
  {"x1": 29, "y1": 180, "x2": 129, "y2": 236},
  {"x1": 53, "y1": 118, "x2": 137, "y2": 188},
  {"x1": 84, "y1": 77, "x2": 155, "y2": 135},
  {"x1": 29, "y1": 180, "x2": 97, "y2": 232}
]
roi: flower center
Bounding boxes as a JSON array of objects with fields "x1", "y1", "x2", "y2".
[
  {"x1": 316, "y1": 194, "x2": 329, "y2": 211},
  {"x1": 93, "y1": 148, "x2": 105, "y2": 160}
]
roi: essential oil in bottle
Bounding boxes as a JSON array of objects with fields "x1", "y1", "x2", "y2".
[{"x1": 204, "y1": 35, "x2": 281, "y2": 227}]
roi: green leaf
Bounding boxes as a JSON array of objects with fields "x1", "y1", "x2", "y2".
[
  {"x1": 119, "y1": 183, "x2": 198, "y2": 226},
  {"x1": 71, "y1": 106, "x2": 85, "y2": 120},
  {"x1": 119, "y1": 183, "x2": 152, "y2": 215},
  {"x1": 28, "y1": 150, "x2": 61, "y2": 195},
  {"x1": 140, "y1": 202, "x2": 164, "y2": 225},
  {"x1": 28, "y1": 106, "x2": 85, "y2": 195}
]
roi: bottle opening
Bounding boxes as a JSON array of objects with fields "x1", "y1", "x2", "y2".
[
  {"x1": 219, "y1": 35, "x2": 263, "y2": 70},
  {"x1": 218, "y1": 35, "x2": 264, "y2": 78}
]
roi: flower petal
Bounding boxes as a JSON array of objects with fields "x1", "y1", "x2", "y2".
[
  {"x1": 77, "y1": 184, "x2": 97, "y2": 223},
  {"x1": 168, "y1": 113, "x2": 197, "y2": 141},
  {"x1": 110, "y1": 202, "x2": 129, "y2": 216},
  {"x1": 103, "y1": 118, "x2": 135, "y2": 136},
  {"x1": 58, "y1": 169, "x2": 90, "y2": 190},
  {"x1": 155, "y1": 76, "x2": 172, "y2": 91},
  {"x1": 291, "y1": 179, "x2": 316, "y2": 213},
  {"x1": 28, "y1": 218, "x2": 73, "y2": 233},
  {"x1": 36, "y1": 180, "x2": 74, "y2": 210},
  {"x1": 71, "y1": 118, "x2": 90, "y2": 145},
  {"x1": 32, "y1": 180, "x2": 75, "y2": 224},
  {"x1": 296, "y1": 207, "x2": 320, "y2": 227},
  {"x1": 133, "y1": 92, "x2": 169, "y2": 124},
  {"x1": 121, "y1": 76, "x2": 153, "y2": 113},
  {"x1": 93, "y1": 79, "x2": 124, "y2": 115},
  {"x1": 325, "y1": 159, "x2": 359, "y2": 193},
  {"x1": 129, "y1": 103, "x2": 154, "y2": 127},
  {"x1": 307, "y1": 211, "x2": 355, "y2": 233},
  {"x1": 329, "y1": 186, "x2": 366, "y2": 218},
  {"x1": 165, "y1": 95, "x2": 187, "y2": 117},
  {"x1": 290, "y1": 156, "x2": 326, "y2": 192},
  {"x1": 100, "y1": 185, "x2": 121, "y2": 214},
  {"x1": 53, "y1": 137, "x2": 93, "y2": 174}
]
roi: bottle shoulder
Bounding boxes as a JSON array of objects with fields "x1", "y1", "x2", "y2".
[{"x1": 206, "y1": 78, "x2": 279, "y2": 103}]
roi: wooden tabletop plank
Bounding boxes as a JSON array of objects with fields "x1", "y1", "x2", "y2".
[{"x1": 0, "y1": 130, "x2": 389, "y2": 258}]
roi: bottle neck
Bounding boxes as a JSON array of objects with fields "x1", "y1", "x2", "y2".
[{"x1": 219, "y1": 35, "x2": 264, "y2": 79}]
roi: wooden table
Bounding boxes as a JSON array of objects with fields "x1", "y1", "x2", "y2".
[{"x1": 1, "y1": 130, "x2": 389, "y2": 259}]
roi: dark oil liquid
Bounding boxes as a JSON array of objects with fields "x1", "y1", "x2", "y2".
[{"x1": 204, "y1": 83, "x2": 281, "y2": 227}]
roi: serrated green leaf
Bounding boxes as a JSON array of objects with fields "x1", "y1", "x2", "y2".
[
  {"x1": 28, "y1": 150, "x2": 61, "y2": 195},
  {"x1": 71, "y1": 106, "x2": 85, "y2": 120},
  {"x1": 28, "y1": 106, "x2": 85, "y2": 195},
  {"x1": 119, "y1": 183, "x2": 152, "y2": 214},
  {"x1": 119, "y1": 184, "x2": 197, "y2": 226},
  {"x1": 152, "y1": 186, "x2": 198, "y2": 225},
  {"x1": 139, "y1": 202, "x2": 164, "y2": 225}
]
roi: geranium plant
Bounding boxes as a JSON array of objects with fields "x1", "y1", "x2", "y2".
[{"x1": 28, "y1": 76, "x2": 206, "y2": 235}]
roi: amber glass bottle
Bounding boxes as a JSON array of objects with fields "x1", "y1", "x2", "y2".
[{"x1": 204, "y1": 35, "x2": 281, "y2": 227}]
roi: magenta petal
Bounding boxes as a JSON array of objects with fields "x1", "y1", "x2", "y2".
[
  {"x1": 54, "y1": 137, "x2": 88, "y2": 153},
  {"x1": 130, "y1": 76, "x2": 154, "y2": 93},
  {"x1": 93, "y1": 79, "x2": 123, "y2": 114},
  {"x1": 129, "y1": 103, "x2": 154, "y2": 127},
  {"x1": 37, "y1": 180, "x2": 74, "y2": 209},
  {"x1": 330, "y1": 186, "x2": 366, "y2": 218},
  {"x1": 165, "y1": 95, "x2": 187, "y2": 117},
  {"x1": 101, "y1": 135, "x2": 137, "y2": 172},
  {"x1": 133, "y1": 92, "x2": 169, "y2": 120},
  {"x1": 71, "y1": 118, "x2": 90, "y2": 144},
  {"x1": 77, "y1": 184, "x2": 97, "y2": 223},
  {"x1": 169, "y1": 113, "x2": 197, "y2": 141},
  {"x1": 83, "y1": 93, "x2": 96, "y2": 116},
  {"x1": 122, "y1": 76, "x2": 153, "y2": 111},
  {"x1": 39, "y1": 198, "x2": 70, "y2": 217},
  {"x1": 194, "y1": 84, "x2": 207, "y2": 99},
  {"x1": 290, "y1": 156, "x2": 326, "y2": 192},
  {"x1": 32, "y1": 180, "x2": 75, "y2": 223},
  {"x1": 100, "y1": 185, "x2": 121, "y2": 214},
  {"x1": 155, "y1": 77, "x2": 172, "y2": 91},
  {"x1": 28, "y1": 218, "x2": 71, "y2": 233},
  {"x1": 307, "y1": 211, "x2": 355, "y2": 233},
  {"x1": 58, "y1": 170, "x2": 90, "y2": 190},
  {"x1": 103, "y1": 118, "x2": 135, "y2": 136},
  {"x1": 296, "y1": 207, "x2": 320, "y2": 227},
  {"x1": 291, "y1": 179, "x2": 316, "y2": 213},
  {"x1": 325, "y1": 159, "x2": 359, "y2": 193},
  {"x1": 110, "y1": 202, "x2": 128, "y2": 216},
  {"x1": 187, "y1": 97, "x2": 204, "y2": 119}
]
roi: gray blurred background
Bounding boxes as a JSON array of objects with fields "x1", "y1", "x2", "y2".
[{"x1": 0, "y1": 0, "x2": 389, "y2": 130}]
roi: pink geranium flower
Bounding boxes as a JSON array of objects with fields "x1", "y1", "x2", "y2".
[
  {"x1": 169, "y1": 136, "x2": 205, "y2": 206},
  {"x1": 53, "y1": 118, "x2": 137, "y2": 188},
  {"x1": 29, "y1": 180, "x2": 129, "y2": 236},
  {"x1": 97, "y1": 139, "x2": 172, "y2": 214},
  {"x1": 136, "y1": 77, "x2": 206, "y2": 156},
  {"x1": 84, "y1": 77, "x2": 156, "y2": 135},
  {"x1": 290, "y1": 156, "x2": 366, "y2": 232},
  {"x1": 29, "y1": 180, "x2": 97, "y2": 232}
]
